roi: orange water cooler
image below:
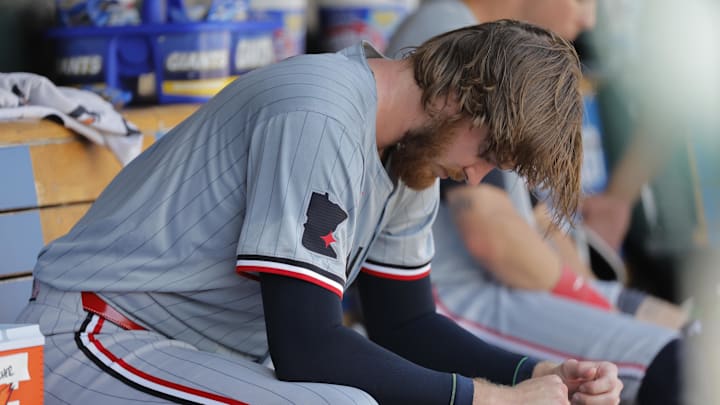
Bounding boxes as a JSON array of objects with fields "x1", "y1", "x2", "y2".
[{"x1": 0, "y1": 324, "x2": 44, "y2": 405}]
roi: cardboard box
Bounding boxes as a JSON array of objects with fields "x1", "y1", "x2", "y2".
[{"x1": 0, "y1": 324, "x2": 44, "y2": 405}]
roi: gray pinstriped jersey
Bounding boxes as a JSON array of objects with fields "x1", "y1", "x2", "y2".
[{"x1": 33, "y1": 42, "x2": 438, "y2": 359}]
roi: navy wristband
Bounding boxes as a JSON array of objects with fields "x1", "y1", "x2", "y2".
[
  {"x1": 514, "y1": 356, "x2": 538, "y2": 385},
  {"x1": 455, "y1": 375, "x2": 474, "y2": 405}
]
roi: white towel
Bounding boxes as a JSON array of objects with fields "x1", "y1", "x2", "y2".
[{"x1": 0, "y1": 72, "x2": 144, "y2": 166}]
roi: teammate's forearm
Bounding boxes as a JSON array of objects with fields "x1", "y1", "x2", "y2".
[
  {"x1": 449, "y1": 190, "x2": 608, "y2": 307},
  {"x1": 532, "y1": 204, "x2": 595, "y2": 279},
  {"x1": 472, "y1": 223, "x2": 560, "y2": 290},
  {"x1": 605, "y1": 125, "x2": 674, "y2": 204}
]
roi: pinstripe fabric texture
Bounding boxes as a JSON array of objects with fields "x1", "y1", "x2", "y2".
[{"x1": 27, "y1": 42, "x2": 438, "y2": 402}]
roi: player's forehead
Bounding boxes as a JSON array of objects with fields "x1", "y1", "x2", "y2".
[{"x1": 472, "y1": 125, "x2": 517, "y2": 171}]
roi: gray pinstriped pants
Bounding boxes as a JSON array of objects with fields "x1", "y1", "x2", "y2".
[{"x1": 17, "y1": 283, "x2": 377, "y2": 405}]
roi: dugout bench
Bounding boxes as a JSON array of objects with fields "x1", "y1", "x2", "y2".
[{"x1": 0, "y1": 105, "x2": 198, "y2": 323}]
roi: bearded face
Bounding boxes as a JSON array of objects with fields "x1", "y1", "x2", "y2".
[{"x1": 390, "y1": 117, "x2": 468, "y2": 190}]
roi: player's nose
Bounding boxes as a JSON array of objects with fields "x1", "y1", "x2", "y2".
[{"x1": 463, "y1": 161, "x2": 495, "y2": 186}]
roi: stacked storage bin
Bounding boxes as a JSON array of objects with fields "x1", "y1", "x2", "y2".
[{"x1": 48, "y1": 0, "x2": 290, "y2": 104}]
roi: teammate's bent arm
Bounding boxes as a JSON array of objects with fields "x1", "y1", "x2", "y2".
[
  {"x1": 532, "y1": 202, "x2": 596, "y2": 280},
  {"x1": 445, "y1": 185, "x2": 559, "y2": 290}
]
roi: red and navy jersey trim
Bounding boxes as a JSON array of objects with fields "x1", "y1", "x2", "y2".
[
  {"x1": 236, "y1": 254, "x2": 346, "y2": 298},
  {"x1": 361, "y1": 259, "x2": 432, "y2": 281}
]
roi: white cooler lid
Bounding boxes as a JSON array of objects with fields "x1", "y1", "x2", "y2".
[{"x1": 0, "y1": 324, "x2": 45, "y2": 352}]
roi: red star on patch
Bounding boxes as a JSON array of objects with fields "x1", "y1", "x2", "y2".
[{"x1": 320, "y1": 232, "x2": 336, "y2": 247}]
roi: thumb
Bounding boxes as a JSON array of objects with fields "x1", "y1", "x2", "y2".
[{"x1": 563, "y1": 360, "x2": 599, "y2": 381}]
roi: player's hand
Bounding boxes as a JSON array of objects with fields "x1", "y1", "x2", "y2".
[
  {"x1": 536, "y1": 359, "x2": 623, "y2": 404},
  {"x1": 581, "y1": 194, "x2": 632, "y2": 252}
]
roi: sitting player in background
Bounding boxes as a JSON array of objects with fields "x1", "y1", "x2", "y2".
[{"x1": 385, "y1": 0, "x2": 687, "y2": 404}]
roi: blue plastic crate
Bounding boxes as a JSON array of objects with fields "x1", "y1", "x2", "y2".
[{"x1": 47, "y1": 20, "x2": 281, "y2": 104}]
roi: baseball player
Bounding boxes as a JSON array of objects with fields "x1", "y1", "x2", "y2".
[
  {"x1": 386, "y1": 1, "x2": 683, "y2": 404},
  {"x1": 18, "y1": 21, "x2": 622, "y2": 404}
]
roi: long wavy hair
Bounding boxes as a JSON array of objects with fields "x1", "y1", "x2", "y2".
[{"x1": 409, "y1": 19, "x2": 584, "y2": 226}]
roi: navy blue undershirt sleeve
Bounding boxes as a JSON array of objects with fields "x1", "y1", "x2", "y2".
[
  {"x1": 357, "y1": 272, "x2": 538, "y2": 386},
  {"x1": 260, "y1": 273, "x2": 473, "y2": 405}
]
